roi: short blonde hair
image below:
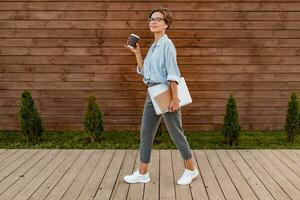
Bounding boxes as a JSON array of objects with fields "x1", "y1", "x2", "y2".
[{"x1": 148, "y1": 7, "x2": 173, "y2": 30}]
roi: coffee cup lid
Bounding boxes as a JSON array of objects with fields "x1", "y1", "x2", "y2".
[{"x1": 130, "y1": 33, "x2": 140, "y2": 39}]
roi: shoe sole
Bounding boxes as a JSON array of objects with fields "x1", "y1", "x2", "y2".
[{"x1": 124, "y1": 177, "x2": 151, "y2": 184}]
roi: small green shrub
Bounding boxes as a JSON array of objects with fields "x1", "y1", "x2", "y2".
[
  {"x1": 84, "y1": 95, "x2": 103, "y2": 142},
  {"x1": 19, "y1": 90, "x2": 44, "y2": 144},
  {"x1": 285, "y1": 92, "x2": 299, "y2": 143},
  {"x1": 222, "y1": 94, "x2": 241, "y2": 146}
]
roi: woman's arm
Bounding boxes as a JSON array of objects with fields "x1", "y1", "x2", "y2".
[
  {"x1": 124, "y1": 42, "x2": 144, "y2": 72},
  {"x1": 170, "y1": 81, "x2": 179, "y2": 100},
  {"x1": 135, "y1": 50, "x2": 144, "y2": 70},
  {"x1": 169, "y1": 81, "x2": 180, "y2": 112},
  {"x1": 165, "y1": 41, "x2": 181, "y2": 112}
]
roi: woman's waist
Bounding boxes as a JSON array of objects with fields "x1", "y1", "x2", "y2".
[{"x1": 147, "y1": 82, "x2": 161, "y2": 87}]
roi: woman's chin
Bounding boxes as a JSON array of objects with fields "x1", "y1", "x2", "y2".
[{"x1": 150, "y1": 29, "x2": 160, "y2": 33}]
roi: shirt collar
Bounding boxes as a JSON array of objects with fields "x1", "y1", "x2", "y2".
[{"x1": 151, "y1": 34, "x2": 168, "y2": 48}]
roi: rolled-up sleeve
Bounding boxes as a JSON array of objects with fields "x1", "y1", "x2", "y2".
[
  {"x1": 136, "y1": 65, "x2": 144, "y2": 76},
  {"x1": 165, "y1": 42, "x2": 181, "y2": 84}
]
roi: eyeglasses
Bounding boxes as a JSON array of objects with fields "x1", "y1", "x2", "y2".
[{"x1": 148, "y1": 17, "x2": 165, "y2": 22}]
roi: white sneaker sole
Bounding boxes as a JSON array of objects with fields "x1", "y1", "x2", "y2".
[{"x1": 123, "y1": 177, "x2": 151, "y2": 184}]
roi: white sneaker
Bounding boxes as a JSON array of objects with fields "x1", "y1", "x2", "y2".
[
  {"x1": 177, "y1": 167, "x2": 199, "y2": 185},
  {"x1": 123, "y1": 169, "x2": 150, "y2": 184}
]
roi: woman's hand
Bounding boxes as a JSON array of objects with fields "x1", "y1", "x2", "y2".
[
  {"x1": 124, "y1": 38, "x2": 141, "y2": 55},
  {"x1": 169, "y1": 98, "x2": 180, "y2": 112}
]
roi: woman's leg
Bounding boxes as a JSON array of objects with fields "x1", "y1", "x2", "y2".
[
  {"x1": 139, "y1": 92, "x2": 162, "y2": 174},
  {"x1": 139, "y1": 163, "x2": 149, "y2": 175},
  {"x1": 162, "y1": 108, "x2": 195, "y2": 170},
  {"x1": 184, "y1": 159, "x2": 195, "y2": 171}
]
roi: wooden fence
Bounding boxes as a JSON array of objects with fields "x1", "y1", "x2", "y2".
[{"x1": 0, "y1": 1, "x2": 300, "y2": 131}]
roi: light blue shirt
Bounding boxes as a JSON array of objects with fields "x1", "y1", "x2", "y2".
[{"x1": 137, "y1": 34, "x2": 181, "y2": 85}]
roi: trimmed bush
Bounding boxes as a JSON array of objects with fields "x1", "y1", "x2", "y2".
[
  {"x1": 285, "y1": 92, "x2": 299, "y2": 143},
  {"x1": 222, "y1": 94, "x2": 241, "y2": 146},
  {"x1": 84, "y1": 95, "x2": 103, "y2": 142},
  {"x1": 19, "y1": 90, "x2": 44, "y2": 144}
]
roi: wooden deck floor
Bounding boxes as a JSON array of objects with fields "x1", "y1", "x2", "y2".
[{"x1": 0, "y1": 149, "x2": 299, "y2": 200}]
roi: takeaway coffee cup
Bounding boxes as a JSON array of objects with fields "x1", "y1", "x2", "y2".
[{"x1": 127, "y1": 33, "x2": 140, "y2": 49}]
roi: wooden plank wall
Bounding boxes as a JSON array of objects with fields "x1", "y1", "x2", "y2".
[{"x1": 0, "y1": 0, "x2": 300, "y2": 131}]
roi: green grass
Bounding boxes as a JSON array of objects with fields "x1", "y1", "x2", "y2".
[{"x1": 0, "y1": 130, "x2": 299, "y2": 149}]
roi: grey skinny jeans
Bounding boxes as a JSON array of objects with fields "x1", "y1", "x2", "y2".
[{"x1": 139, "y1": 90, "x2": 193, "y2": 164}]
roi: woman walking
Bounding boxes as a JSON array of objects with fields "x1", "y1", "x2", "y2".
[{"x1": 123, "y1": 7, "x2": 199, "y2": 185}]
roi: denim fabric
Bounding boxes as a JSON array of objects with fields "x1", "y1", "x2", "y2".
[
  {"x1": 139, "y1": 91, "x2": 193, "y2": 164},
  {"x1": 136, "y1": 34, "x2": 181, "y2": 85}
]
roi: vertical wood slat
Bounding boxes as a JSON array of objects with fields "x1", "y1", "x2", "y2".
[
  {"x1": 110, "y1": 150, "x2": 138, "y2": 200},
  {"x1": 194, "y1": 150, "x2": 226, "y2": 200},
  {"x1": 216, "y1": 150, "x2": 259, "y2": 200},
  {"x1": 172, "y1": 150, "x2": 193, "y2": 200},
  {"x1": 0, "y1": 150, "x2": 58, "y2": 200},
  {"x1": 227, "y1": 150, "x2": 275, "y2": 200},
  {"x1": 270, "y1": 150, "x2": 300, "y2": 177},
  {"x1": 126, "y1": 150, "x2": 144, "y2": 200},
  {"x1": 0, "y1": 150, "x2": 36, "y2": 183},
  {"x1": 44, "y1": 150, "x2": 94, "y2": 200},
  {"x1": 280, "y1": 150, "x2": 300, "y2": 167},
  {"x1": 28, "y1": 150, "x2": 82, "y2": 200},
  {"x1": 238, "y1": 150, "x2": 291, "y2": 200},
  {"x1": 60, "y1": 150, "x2": 98, "y2": 200},
  {"x1": 93, "y1": 150, "x2": 126, "y2": 200},
  {"x1": 189, "y1": 150, "x2": 209, "y2": 200},
  {"x1": 160, "y1": 150, "x2": 176, "y2": 200},
  {"x1": 250, "y1": 150, "x2": 300, "y2": 200},
  {"x1": 205, "y1": 150, "x2": 242, "y2": 200},
  {"x1": 0, "y1": 150, "x2": 49, "y2": 196},
  {"x1": 259, "y1": 150, "x2": 300, "y2": 191},
  {"x1": 11, "y1": 149, "x2": 66, "y2": 200},
  {"x1": 143, "y1": 150, "x2": 160, "y2": 200},
  {"x1": 76, "y1": 150, "x2": 114, "y2": 199},
  {"x1": 0, "y1": 149, "x2": 18, "y2": 163}
]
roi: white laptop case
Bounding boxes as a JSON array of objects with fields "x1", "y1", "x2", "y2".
[{"x1": 147, "y1": 77, "x2": 192, "y2": 115}]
